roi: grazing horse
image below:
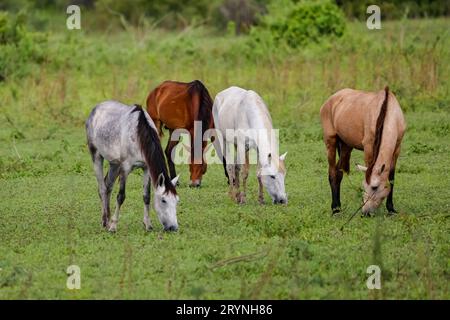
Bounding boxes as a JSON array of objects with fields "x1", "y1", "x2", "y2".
[
  {"x1": 86, "y1": 101, "x2": 180, "y2": 232},
  {"x1": 146, "y1": 80, "x2": 214, "y2": 187},
  {"x1": 320, "y1": 87, "x2": 406, "y2": 216},
  {"x1": 213, "y1": 86, "x2": 288, "y2": 204}
]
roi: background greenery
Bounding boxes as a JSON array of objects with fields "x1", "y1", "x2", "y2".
[{"x1": 0, "y1": 1, "x2": 449, "y2": 299}]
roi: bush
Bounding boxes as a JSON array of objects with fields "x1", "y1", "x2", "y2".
[
  {"x1": 250, "y1": 0, "x2": 346, "y2": 48},
  {"x1": 0, "y1": 11, "x2": 47, "y2": 80}
]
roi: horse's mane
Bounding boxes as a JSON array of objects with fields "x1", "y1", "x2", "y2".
[
  {"x1": 132, "y1": 105, "x2": 176, "y2": 195},
  {"x1": 366, "y1": 86, "x2": 389, "y2": 183},
  {"x1": 187, "y1": 80, "x2": 213, "y2": 135}
]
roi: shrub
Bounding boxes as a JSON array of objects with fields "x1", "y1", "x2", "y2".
[
  {"x1": 250, "y1": 0, "x2": 346, "y2": 49},
  {"x1": 0, "y1": 11, "x2": 47, "y2": 81}
]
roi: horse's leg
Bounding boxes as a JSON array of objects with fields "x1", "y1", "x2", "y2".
[
  {"x1": 222, "y1": 143, "x2": 229, "y2": 185},
  {"x1": 142, "y1": 168, "x2": 153, "y2": 231},
  {"x1": 201, "y1": 140, "x2": 208, "y2": 175},
  {"x1": 337, "y1": 143, "x2": 352, "y2": 175},
  {"x1": 189, "y1": 127, "x2": 202, "y2": 187},
  {"x1": 257, "y1": 174, "x2": 265, "y2": 205},
  {"x1": 226, "y1": 145, "x2": 237, "y2": 201},
  {"x1": 211, "y1": 133, "x2": 229, "y2": 184},
  {"x1": 386, "y1": 145, "x2": 401, "y2": 214},
  {"x1": 239, "y1": 151, "x2": 250, "y2": 204},
  {"x1": 104, "y1": 163, "x2": 120, "y2": 226},
  {"x1": 256, "y1": 162, "x2": 265, "y2": 204},
  {"x1": 165, "y1": 129, "x2": 179, "y2": 180},
  {"x1": 108, "y1": 167, "x2": 130, "y2": 232},
  {"x1": 92, "y1": 154, "x2": 109, "y2": 227},
  {"x1": 234, "y1": 164, "x2": 241, "y2": 204},
  {"x1": 326, "y1": 135, "x2": 342, "y2": 214},
  {"x1": 335, "y1": 141, "x2": 352, "y2": 212}
]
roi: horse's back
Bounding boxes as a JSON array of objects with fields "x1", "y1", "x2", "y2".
[
  {"x1": 320, "y1": 88, "x2": 405, "y2": 148},
  {"x1": 147, "y1": 81, "x2": 193, "y2": 129},
  {"x1": 214, "y1": 86, "x2": 272, "y2": 131},
  {"x1": 86, "y1": 101, "x2": 140, "y2": 163}
]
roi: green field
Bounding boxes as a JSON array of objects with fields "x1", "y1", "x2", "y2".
[{"x1": 0, "y1": 17, "x2": 449, "y2": 299}]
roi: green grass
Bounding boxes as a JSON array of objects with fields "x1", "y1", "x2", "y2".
[{"x1": 0, "y1": 18, "x2": 449, "y2": 299}]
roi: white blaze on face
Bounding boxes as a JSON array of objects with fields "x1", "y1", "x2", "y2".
[{"x1": 153, "y1": 175, "x2": 180, "y2": 231}]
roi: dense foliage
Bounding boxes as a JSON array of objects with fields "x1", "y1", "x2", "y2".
[
  {"x1": 251, "y1": 0, "x2": 346, "y2": 48},
  {"x1": 0, "y1": 0, "x2": 448, "y2": 32},
  {"x1": 0, "y1": 11, "x2": 47, "y2": 81}
]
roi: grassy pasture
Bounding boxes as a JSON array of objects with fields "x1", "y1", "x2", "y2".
[{"x1": 0, "y1": 18, "x2": 449, "y2": 299}]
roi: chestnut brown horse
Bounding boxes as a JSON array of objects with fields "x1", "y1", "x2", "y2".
[
  {"x1": 320, "y1": 87, "x2": 406, "y2": 216},
  {"x1": 146, "y1": 80, "x2": 214, "y2": 187}
]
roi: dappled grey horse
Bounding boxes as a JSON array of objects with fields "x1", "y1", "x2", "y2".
[{"x1": 86, "y1": 101, "x2": 180, "y2": 232}]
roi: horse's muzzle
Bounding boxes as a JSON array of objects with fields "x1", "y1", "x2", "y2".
[
  {"x1": 164, "y1": 225, "x2": 179, "y2": 232},
  {"x1": 189, "y1": 180, "x2": 201, "y2": 188},
  {"x1": 273, "y1": 197, "x2": 287, "y2": 205}
]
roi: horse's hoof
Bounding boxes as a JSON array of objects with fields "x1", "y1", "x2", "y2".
[
  {"x1": 108, "y1": 223, "x2": 117, "y2": 233},
  {"x1": 332, "y1": 208, "x2": 341, "y2": 215},
  {"x1": 142, "y1": 222, "x2": 153, "y2": 232},
  {"x1": 237, "y1": 193, "x2": 246, "y2": 204},
  {"x1": 387, "y1": 210, "x2": 398, "y2": 216}
]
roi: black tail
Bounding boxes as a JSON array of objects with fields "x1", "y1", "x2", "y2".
[
  {"x1": 366, "y1": 86, "x2": 389, "y2": 183},
  {"x1": 188, "y1": 80, "x2": 213, "y2": 135},
  {"x1": 132, "y1": 105, "x2": 176, "y2": 194}
]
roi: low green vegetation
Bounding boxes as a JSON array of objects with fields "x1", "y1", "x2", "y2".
[
  {"x1": 250, "y1": 0, "x2": 346, "y2": 48},
  {"x1": 0, "y1": 6, "x2": 449, "y2": 299}
]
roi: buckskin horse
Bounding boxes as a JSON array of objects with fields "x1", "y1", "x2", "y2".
[
  {"x1": 146, "y1": 80, "x2": 214, "y2": 187},
  {"x1": 86, "y1": 101, "x2": 180, "y2": 232},
  {"x1": 320, "y1": 87, "x2": 406, "y2": 216}
]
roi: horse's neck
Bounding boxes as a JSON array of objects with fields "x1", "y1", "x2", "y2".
[
  {"x1": 257, "y1": 144, "x2": 279, "y2": 168},
  {"x1": 253, "y1": 114, "x2": 278, "y2": 168}
]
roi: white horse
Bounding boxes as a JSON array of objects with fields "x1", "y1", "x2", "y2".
[
  {"x1": 212, "y1": 86, "x2": 287, "y2": 204},
  {"x1": 86, "y1": 101, "x2": 179, "y2": 232}
]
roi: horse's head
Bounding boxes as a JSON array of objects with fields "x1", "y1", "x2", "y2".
[
  {"x1": 260, "y1": 152, "x2": 288, "y2": 204},
  {"x1": 154, "y1": 174, "x2": 180, "y2": 231},
  {"x1": 357, "y1": 164, "x2": 390, "y2": 215},
  {"x1": 189, "y1": 142, "x2": 210, "y2": 188},
  {"x1": 189, "y1": 163, "x2": 206, "y2": 188}
]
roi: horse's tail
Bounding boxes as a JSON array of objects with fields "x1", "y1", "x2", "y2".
[
  {"x1": 188, "y1": 80, "x2": 213, "y2": 135},
  {"x1": 145, "y1": 88, "x2": 163, "y2": 137},
  {"x1": 132, "y1": 104, "x2": 176, "y2": 194},
  {"x1": 366, "y1": 86, "x2": 389, "y2": 183}
]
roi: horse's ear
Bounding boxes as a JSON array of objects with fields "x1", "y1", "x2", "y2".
[
  {"x1": 379, "y1": 164, "x2": 385, "y2": 174},
  {"x1": 356, "y1": 164, "x2": 368, "y2": 172},
  {"x1": 171, "y1": 175, "x2": 180, "y2": 187},
  {"x1": 157, "y1": 173, "x2": 165, "y2": 188},
  {"x1": 280, "y1": 152, "x2": 287, "y2": 161}
]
